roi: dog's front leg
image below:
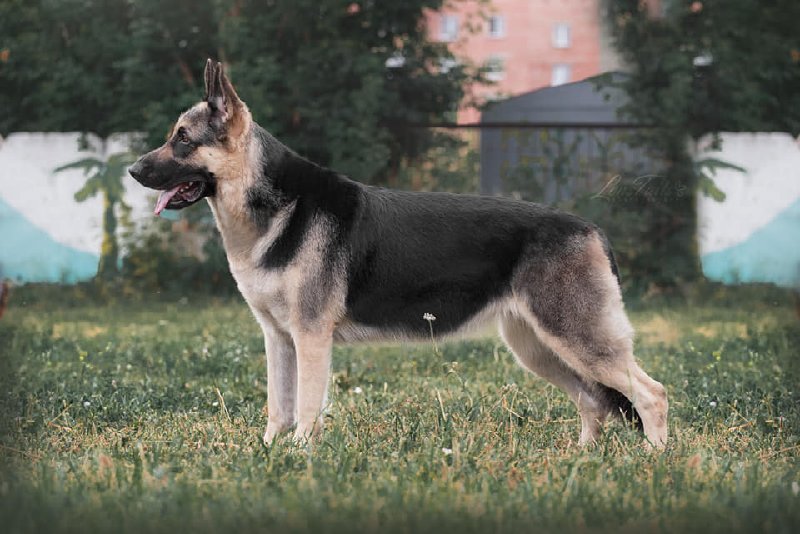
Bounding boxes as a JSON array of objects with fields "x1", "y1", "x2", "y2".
[
  {"x1": 291, "y1": 330, "x2": 333, "y2": 443},
  {"x1": 263, "y1": 329, "x2": 298, "y2": 444}
]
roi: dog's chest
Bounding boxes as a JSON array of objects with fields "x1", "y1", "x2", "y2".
[{"x1": 232, "y1": 263, "x2": 293, "y2": 330}]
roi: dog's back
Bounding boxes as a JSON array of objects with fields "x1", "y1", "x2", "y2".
[{"x1": 129, "y1": 59, "x2": 668, "y2": 448}]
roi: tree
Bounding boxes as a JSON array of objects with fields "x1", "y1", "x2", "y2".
[
  {"x1": 604, "y1": 0, "x2": 800, "y2": 287},
  {"x1": 0, "y1": 0, "x2": 135, "y2": 137},
  {"x1": 1, "y1": 0, "x2": 475, "y2": 184},
  {"x1": 55, "y1": 148, "x2": 137, "y2": 278}
]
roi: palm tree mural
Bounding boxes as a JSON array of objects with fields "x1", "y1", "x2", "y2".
[{"x1": 55, "y1": 149, "x2": 137, "y2": 278}]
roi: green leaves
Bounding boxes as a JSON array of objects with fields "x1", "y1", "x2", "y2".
[
  {"x1": 54, "y1": 149, "x2": 137, "y2": 277},
  {"x1": 1, "y1": 0, "x2": 472, "y2": 183},
  {"x1": 55, "y1": 151, "x2": 137, "y2": 202},
  {"x1": 694, "y1": 157, "x2": 747, "y2": 202},
  {"x1": 603, "y1": 0, "x2": 800, "y2": 287}
]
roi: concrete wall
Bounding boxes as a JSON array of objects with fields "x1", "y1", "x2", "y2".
[
  {"x1": 0, "y1": 133, "x2": 156, "y2": 283},
  {"x1": 696, "y1": 133, "x2": 800, "y2": 288},
  {"x1": 2, "y1": 131, "x2": 798, "y2": 288}
]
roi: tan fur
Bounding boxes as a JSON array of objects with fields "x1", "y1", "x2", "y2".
[
  {"x1": 150, "y1": 63, "x2": 668, "y2": 449},
  {"x1": 499, "y1": 315, "x2": 608, "y2": 444},
  {"x1": 193, "y1": 122, "x2": 669, "y2": 448},
  {"x1": 508, "y1": 234, "x2": 668, "y2": 447}
]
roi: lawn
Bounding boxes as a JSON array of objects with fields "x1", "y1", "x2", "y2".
[{"x1": 0, "y1": 289, "x2": 798, "y2": 533}]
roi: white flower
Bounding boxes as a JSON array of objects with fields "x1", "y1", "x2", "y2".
[
  {"x1": 423, "y1": 313, "x2": 437, "y2": 322},
  {"x1": 83, "y1": 401, "x2": 91, "y2": 408},
  {"x1": 441, "y1": 447, "x2": 453, "y2": 456},
  {"x1": 710, "y1": 401, "x2": 717, "y2": 407},
  {"x1": 352, "y1": 386, "x2": 363, "y2": 394}
]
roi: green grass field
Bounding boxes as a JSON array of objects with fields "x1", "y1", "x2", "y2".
[{"x1": 1, "y1": 290, "x2": 798, "y2": 533}]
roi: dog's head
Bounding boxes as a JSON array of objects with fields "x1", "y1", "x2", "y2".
[{"x1": 129, "y1": 59, "x2": 251, "y2": 215}]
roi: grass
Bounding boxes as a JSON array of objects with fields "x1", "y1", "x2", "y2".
[{"x1": 0, "y1": 289, "x2": 798, "y2": 533}]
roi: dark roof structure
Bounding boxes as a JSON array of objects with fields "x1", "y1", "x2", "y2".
[
  {"x1": 480, "y1": 72, "x2": 632, "y2": 127},
  {"x1": 478, "y1": 73, "x2": 654, "y2": 198}
]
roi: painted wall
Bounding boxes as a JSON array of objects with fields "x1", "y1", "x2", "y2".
[
  {"x1": 0, "y1": 132, "x2": 156, "y2": 283},
  {"x1": 2, "y1": 131, "x2": 798, "y2": 288},
  {"x1": 696, "y1": 133, "x2": 800, "y2": 288}
]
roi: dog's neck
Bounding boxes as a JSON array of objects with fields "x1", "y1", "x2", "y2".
[
  {"x1": 206, "y1": 125, "x2": 263, "y2": 265},
  {"x1": 206, "y1": 121, "x2": 362, "y2": 273},
  {"x1": 206, "y1": 123, "x2": 295, "y2": 270}
]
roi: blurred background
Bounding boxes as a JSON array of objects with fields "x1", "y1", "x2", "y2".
[{"x1": 1, "y1": 0, "x2": 798, "y2": 304}]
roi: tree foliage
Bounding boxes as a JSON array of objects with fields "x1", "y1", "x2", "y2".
[
  {"x1": 54, "y1": 149, "x2": 137, "y2": 278},
  {"x1": 604, "y1": 0, "x2": 800, "y2": 288},
  {"x1": 608, "y1": 0, "x2": 800, "y2": 140},
  {"x1": 0, "y1": 0, "x2": 474, "y2": 183}
]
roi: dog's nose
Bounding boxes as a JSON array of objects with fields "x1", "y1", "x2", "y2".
[{"x1": 128, "y1": 160, "x2": 144, "y2": 181}]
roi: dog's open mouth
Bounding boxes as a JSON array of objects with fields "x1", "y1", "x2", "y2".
[{"x1": 154, "y1": 181, "x2": 207, "y2": 215}]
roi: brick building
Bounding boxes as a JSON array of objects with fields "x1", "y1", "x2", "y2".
[{"x1": 427, "y1": 0, "x2": 626, "y2": 123}]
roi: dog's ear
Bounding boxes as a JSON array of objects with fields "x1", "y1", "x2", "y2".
[{"x1": 203, "y1": 59, "x2": 246, "y2": 135}]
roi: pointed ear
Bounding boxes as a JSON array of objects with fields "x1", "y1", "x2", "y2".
[{"x1": 203, "y1": 59, "x2": 245, "y2": 132}]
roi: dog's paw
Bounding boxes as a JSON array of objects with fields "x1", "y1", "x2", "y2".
[
  {"x1": 263, "y1": 420, "x2": 294, "y2": 446},
  {"x1": 292, "y1": 418, "x2": 323, "y2": 446}
]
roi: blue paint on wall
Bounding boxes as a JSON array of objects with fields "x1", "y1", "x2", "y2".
[
  {"x1": 0, "y1": 198, "x2": 99, "y2": 283},
  {"x1": 701, "y1": 197, "x2": 800, "y2": 287}
]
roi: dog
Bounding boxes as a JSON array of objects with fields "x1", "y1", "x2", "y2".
[{"x1": 129, "y1": 59, "x2": 668, "y2": 448}]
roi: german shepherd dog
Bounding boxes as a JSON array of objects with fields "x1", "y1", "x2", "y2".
[{"x1": 129, "y1": 60, "x2": 668, "y2": 448}]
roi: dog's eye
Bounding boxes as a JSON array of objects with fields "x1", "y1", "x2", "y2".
[{"x1": 177, "y1": 128, "x2": 190, "y2": 144}]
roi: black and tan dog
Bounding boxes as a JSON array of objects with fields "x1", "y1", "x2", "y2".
[{"x1": 129, "y1": 60, "x2": 668, "y2": 448}]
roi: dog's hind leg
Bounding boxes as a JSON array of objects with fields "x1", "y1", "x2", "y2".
[
  {"x1": 514, "y1": 233, "x2": 668, "y2": 448},
  {"x1": 261, "y1": 324, "x2": 298, "y2": 444},
  {"x1": 499, "y1": 315, "x2": 609, "y2": 445}
]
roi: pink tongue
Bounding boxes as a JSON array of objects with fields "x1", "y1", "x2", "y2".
[{"x1": 154, "y1": 184, "x2": 183, "y2": 216}]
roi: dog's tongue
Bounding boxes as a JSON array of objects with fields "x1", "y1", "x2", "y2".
[{"x1": 154, "y1": 184, "x2": 183, "y2": 216}]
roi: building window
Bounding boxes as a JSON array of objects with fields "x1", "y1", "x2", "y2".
[
  {"x1": 551, "y1": 64, "x2": 571, "y2": 86},
  {"x1": 486, "y1": 55, "x2": 505, "y2": 82},
  {"x1": 440, "y1": 15, "x2": 459, "y2": 42},
  {"x1": 385, "y1": 53, "x2": 405, "y2": 69},
  {"x1": 488, "y1": 15, "x2": 505, "y2": 38},
  {"x1": 552, "y1": 23, "x2": 571, "y2": 49},
  {"x1": 439, "y1": 57, "x2": 458, "y2": 74}
]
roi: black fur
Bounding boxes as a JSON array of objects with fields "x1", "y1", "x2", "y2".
[
  {"x1": 598, "y1": 384, "x2": 644, "y2": 431},
  {"x1": 128, "y1": 155, "x2": 214, "y2": 193},
  {"x1": 130, "y1": 96, "x2": 654, "y2": 442},
  {"x1": 246, "y1": 129, "x2": 597, "y2": 337},
  {"x1": 250, "y1": 127, "x2": 362, "y2": 270},
  {"x1": 345, "y1": 192, "x2": 592, "y2": 336}
]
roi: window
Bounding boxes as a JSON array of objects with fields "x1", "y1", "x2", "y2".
[
  {"x1": 552, "y1": 23, "x2": 571, "y2": 49},
  {"x1": 439, "y1": 57, "x2": 458, "y2": 74},
  {"x1": 551, "y1": 64, "x2": 571, "y2": 86},
  {"x1": 485, "y1": 55, "x2": 505, "y2": 82},
  {"x1": 385, "y1": 54, "x2": 405, "y2": 69},
  {"x1": 440, "y1": 15, "x2": 459, "y2": 42},
  {"x1": 488, "y1": 15, "x2": 505, "y2": 38}
]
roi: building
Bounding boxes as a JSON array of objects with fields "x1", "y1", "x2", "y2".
[
  {"x1": 478, "y1": 73, "x2": 654, "y2": 199},
  {"x1": 426, "y1": 0, "x2": 626, "y2": 123}
]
